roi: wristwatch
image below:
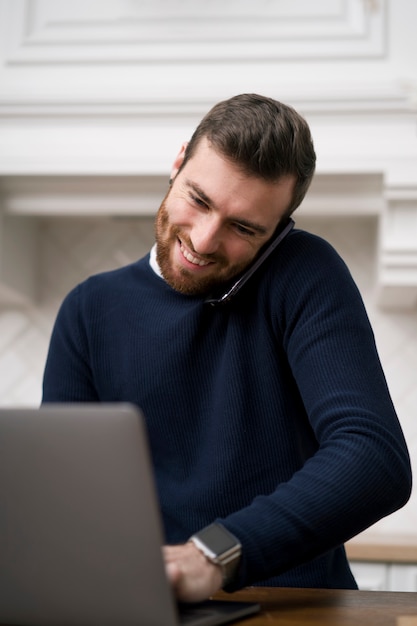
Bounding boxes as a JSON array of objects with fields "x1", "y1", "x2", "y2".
[{"x1": 189, "y1": 523, "x2": 242, "y2": 588}]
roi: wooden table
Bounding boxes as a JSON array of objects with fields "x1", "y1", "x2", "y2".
[{"x1": 215, "y1": 587, "x2": 417, "y2": 625}]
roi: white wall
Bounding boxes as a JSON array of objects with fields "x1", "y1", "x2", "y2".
[{"x1": 0, "y1": 0, "x2": 416, "y2": 542}]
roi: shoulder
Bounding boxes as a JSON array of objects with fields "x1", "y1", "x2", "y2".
[
  {"x1": 283, "y1": 228, "x2": 348, "y2": 268},
  {"x1": 262, "y1": 227, "x2": 356, "y2": 292},
  {"x1": 84, "y1": 255, "x2": 150, "y2": 290},
  {"x1": 59, "y1": 255, "x2": 152, "y2": 314},
  {"x1": 260, "y1": 226, "x2": 366, "y2": 318}
]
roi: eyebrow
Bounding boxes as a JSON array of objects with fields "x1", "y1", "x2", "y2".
[{"x1": 185, "y1": 179, "x2": 269, "y2": 236}]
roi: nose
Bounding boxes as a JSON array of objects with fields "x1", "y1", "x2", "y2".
[{"x1": 190, "y1": 216, "x2": 222, "y2": 256}]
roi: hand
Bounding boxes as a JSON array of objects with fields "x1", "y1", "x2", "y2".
[{"x1": 163, "y1": 541, "x2": 223, "y2": 603}]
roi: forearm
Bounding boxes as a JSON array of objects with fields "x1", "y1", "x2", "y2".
[{"x1": 219, "y1": 423, "x2": 411, "y2": 589}]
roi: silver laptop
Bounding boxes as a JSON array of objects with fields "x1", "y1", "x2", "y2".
[{"x1": 0, "y1": 404, "x2": 259, "y2": 626}]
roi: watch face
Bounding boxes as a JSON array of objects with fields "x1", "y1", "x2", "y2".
[{"x1": 196, "y1": 524, "x2": 239, "y2": 553}]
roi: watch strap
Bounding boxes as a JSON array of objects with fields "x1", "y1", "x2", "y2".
[{"x1": 189, "y1": 523, "x2": 242, "y2": 588}]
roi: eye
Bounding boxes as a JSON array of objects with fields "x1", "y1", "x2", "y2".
[
  {"x1": 233, "y1": 223, "x2": 256, "y2": 237},
  {"x1": 190, "y1": 193, "x2": 208, "y2": 209}
]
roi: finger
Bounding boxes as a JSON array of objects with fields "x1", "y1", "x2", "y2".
[{"x1": 165, "y1": 560, "x2": 182, "y2": 585}]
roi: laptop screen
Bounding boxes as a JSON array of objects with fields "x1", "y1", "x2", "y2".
[{"x1": 0, "y1": 404, "x2": 259, "y2": 626}]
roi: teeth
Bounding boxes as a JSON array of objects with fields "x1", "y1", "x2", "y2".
[{"x1": 180, "y1": 244, "x2": 210, "y2": 267}]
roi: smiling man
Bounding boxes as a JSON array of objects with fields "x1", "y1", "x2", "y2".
[{"x1": 42, "y1": 94, "x2": 411, "y2": 603}]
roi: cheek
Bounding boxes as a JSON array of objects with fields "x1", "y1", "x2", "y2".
[
  {"x1": 167, "y1": 197, "x2": 194, "y2": 224},
  {"x1": 224, "y1": 240, "x2": 258, "y2": 268}
]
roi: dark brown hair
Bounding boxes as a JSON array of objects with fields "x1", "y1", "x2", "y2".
[{"x1": 180, "y1": 93, "x2": 316, "y2": 217}]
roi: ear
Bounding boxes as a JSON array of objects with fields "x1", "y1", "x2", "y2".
[{"x1": 170, "y1": 142, "x2": 188, "y2": 180}]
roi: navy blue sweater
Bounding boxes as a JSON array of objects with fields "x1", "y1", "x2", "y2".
[{"x1": 43, "y1": 228, "x2": 411, "y2": 590}]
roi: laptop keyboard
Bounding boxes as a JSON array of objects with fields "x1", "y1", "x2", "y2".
[{"x1": 178, "y1": 603, "x2": 221, "y2": 624}]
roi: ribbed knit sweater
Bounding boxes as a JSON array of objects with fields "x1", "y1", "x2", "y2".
[{"x1": 42, "y1": 227, "x2": 411, "y2": 590}]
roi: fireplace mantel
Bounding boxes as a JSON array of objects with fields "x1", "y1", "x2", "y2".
[
  {"x1": 1, "y1": 96, "x2": 416, "y2": 309},
  {"x1": 0, "y1": 0, "x2": 416, "y2": 308}
]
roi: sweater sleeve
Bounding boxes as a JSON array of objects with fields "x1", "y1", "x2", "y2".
[
  {"x1": 42, "y1": 284, "x2": 99, "y2": 402},
  {"x1": 219, "y1": 232, "x2": 412, "y2": 589}
]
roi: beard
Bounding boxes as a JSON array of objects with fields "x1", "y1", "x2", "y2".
[{"x1": 154, "y1": 197, "x2": 252, "y2": 297}]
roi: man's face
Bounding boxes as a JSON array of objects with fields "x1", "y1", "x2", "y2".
[{"x1": 155, "y1": 138, "x2": 295, "y2": 296}]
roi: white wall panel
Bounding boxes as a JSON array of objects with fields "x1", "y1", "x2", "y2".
[
  {"x1": 389, "y1": 565, "x2": 417, "y2": 592},
  {"x1": 3, "y1": 0, "x2": 386, "y2": 64},
  {"x1": 0, "y1": 0, "x2": 416, "y2": 552},
  {"x1": 0, "y1": 0, "x2": 415, "y2": 116}
]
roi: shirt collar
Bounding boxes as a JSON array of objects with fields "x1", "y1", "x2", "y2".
[{"x1": 149, "y1": 244, "x2": 163, "y2": 279}]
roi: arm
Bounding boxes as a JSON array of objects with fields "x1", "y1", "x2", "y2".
[
  {"x1": 42, "y1": 284, "x2": 99, "y2": 402},
  {"x1": 164, "y1": 232, "x2": 412, "y2": 599},
  {"x1": 223, "y1": 233, "x2": 411, "y2": 587}
]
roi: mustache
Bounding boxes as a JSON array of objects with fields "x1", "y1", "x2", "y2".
[{"x1": 174, "y1": 230, "x2": 226, "y2": 265}]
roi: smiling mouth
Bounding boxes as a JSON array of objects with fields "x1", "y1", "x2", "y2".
[{"x1": 179, "y1": 241, "x2": 212, "y2": 267}]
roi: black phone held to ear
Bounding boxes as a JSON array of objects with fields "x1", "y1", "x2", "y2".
[{"x1": 205, "y1": 218, "x2": 295, "y2": 306}]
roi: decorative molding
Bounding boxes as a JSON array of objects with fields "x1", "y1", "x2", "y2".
[
  {"x1": 377, "y1": 180, "x2": 417, "y2": 309},
  {"x1": 0, "y1": 175, "x2": 168, "y2": 215},
  {"x1": 0, "y1": 173, "x2": 388, "y2": 218},
  {"x1": 0, "y1": 81, "x2": 412, "y2": 117},
  {"x1": 0, "y1": 0, "x2": 409, "y2": 120},
  {"x1": 1, "y1": 168, "x2": 417, "y2": 310},
  {"x1": 1, "y1": 171, "x2": 417, "y2": 309},
  {"x1": 0, "y1": 173, "x2": 385, "y2": 218},
  {"x1": 3, "y1": 0, "x2": 386, "y2": 64}
]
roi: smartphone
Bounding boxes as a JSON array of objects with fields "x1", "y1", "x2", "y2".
[{"x1": 205, "y1": 217, "x2": 295, "y2": 306}]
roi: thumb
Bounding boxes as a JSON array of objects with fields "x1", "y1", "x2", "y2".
[{"x1": 165, "y1": 560, "x2": 182, "y2": 586}]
